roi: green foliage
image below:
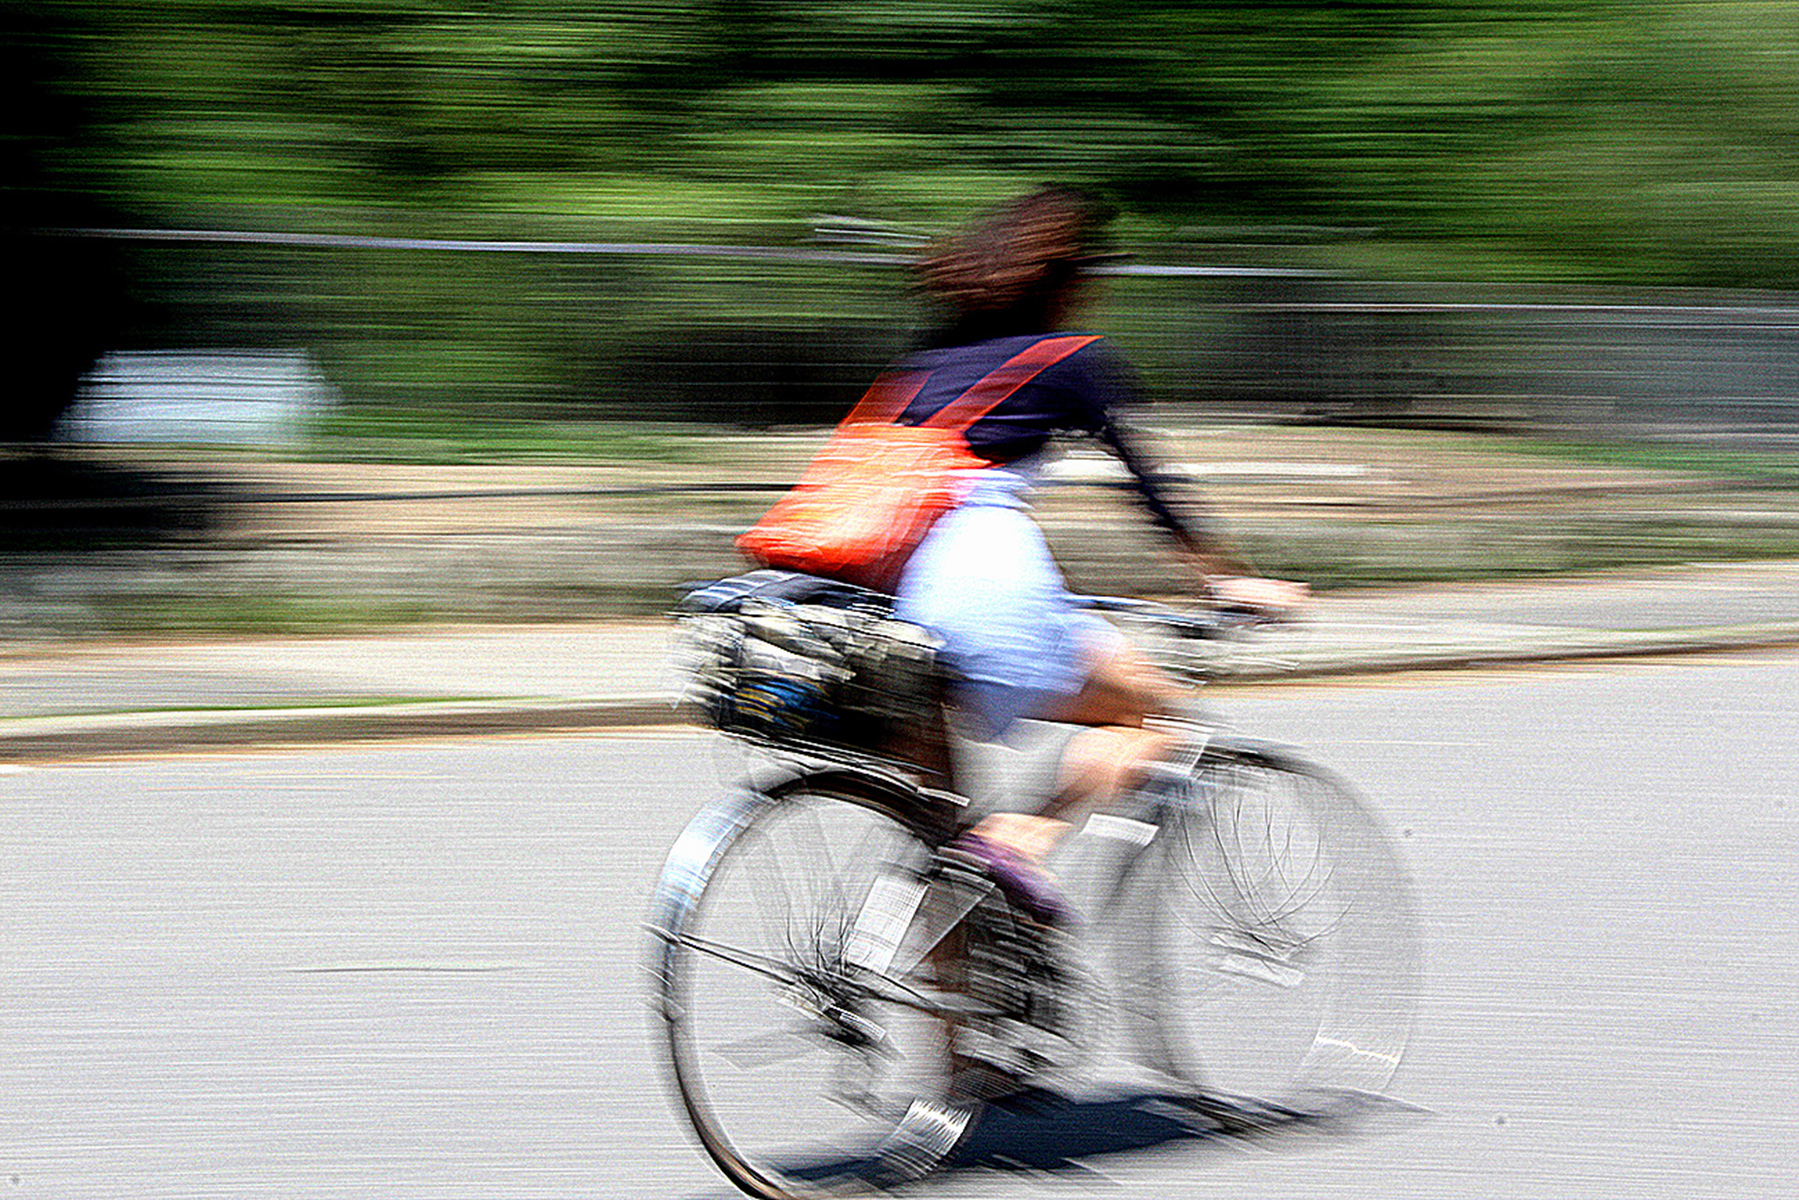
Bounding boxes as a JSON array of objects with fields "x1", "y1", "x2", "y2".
[
  {"x1": 307, "y1": 406, "x2": 704, "y2": 464},
  {"x1": 1477, "y1": 434, "x2": 1799, "y2": 484},
  {"x1": 18, "y1": 1, "x2": 1799, "y2": 425},
  {"x1": 41, "y1": 0, "x2": 1799, "y2": 283}
]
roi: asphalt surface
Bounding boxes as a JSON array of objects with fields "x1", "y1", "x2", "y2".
[
  {"x1": 6, "y1": 658, "x2": 1797, "y2": 1197},
  {"x1": 4, "y1": 560, "x2": 1799, "y2": 762}
]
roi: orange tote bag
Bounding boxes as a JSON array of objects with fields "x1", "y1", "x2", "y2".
[{"x1": 737, "y1": 335, "x2": 1098, "y2": 592}]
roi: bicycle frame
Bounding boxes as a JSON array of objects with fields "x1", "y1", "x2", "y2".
[{"x1": 649, "y1": 584, "x2": 1421, "y2": 1197}]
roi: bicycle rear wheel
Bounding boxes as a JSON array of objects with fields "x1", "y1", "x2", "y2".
[
  {"x1": 649, "y1": 771, "x2": 966, "y2": 1198},
  {"x1": 1113, "y1": 745, "x2": 1421, "y2": 1119}
]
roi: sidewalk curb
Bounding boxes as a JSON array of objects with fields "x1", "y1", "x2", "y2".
[
  {"x1": 0, "y1": 697, "x2": 678, "y2": 764},
  {"x1": 4, "y1": 624, "x2": 1797, "y2": 764},
  {"x1": 1211, "y1": 621, "x2": 1799, "y2": 681}
]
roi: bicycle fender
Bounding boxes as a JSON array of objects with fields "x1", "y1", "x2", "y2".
[
  {"x1": 1198, "y1": 732, "x2": 1310, "y2": 770},
  {"x1": 761, "y1": 764, "x2": 960, "y2": 827}
]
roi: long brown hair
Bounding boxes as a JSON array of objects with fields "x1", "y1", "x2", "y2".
[{"x1": 916, "y1": 186, "x2": 1116, "y2": 343}]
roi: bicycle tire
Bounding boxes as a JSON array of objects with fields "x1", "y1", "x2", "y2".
[
  {"x1": 1110, "y1": 743, "x2": 1421, "y2": 1120},
  {"x1": 648, "y1": 769, "x2": 969, "y2": 1198}
]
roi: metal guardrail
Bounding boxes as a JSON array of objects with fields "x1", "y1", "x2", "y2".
[
  {"x1": 66, "y1": 225, "x2": 1324, "y2": 278},
  {"x1": 48, "y1": 225, "x2": 1799, "y2": 434}
]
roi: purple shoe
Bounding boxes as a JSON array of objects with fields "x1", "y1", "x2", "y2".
[{"x1": 942, "y1": 831, "x2": 1075, "y2": 927}]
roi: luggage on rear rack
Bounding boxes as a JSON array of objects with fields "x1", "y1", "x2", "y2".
[{"x1": 672, "y1": 571, "x2": 944, "y2": 755}]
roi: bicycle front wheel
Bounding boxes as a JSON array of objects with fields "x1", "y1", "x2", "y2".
[
  {"x1": 649, "y1": 771, "x2": 964, "y2": 1198},
  {"x1": 1114, "y1": 745, "x2": 1421, "y2": 1117}
]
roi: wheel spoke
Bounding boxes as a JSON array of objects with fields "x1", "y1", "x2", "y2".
[
  {"x1": 738, "y1": 822, "x2": 799, "y2": 975},
  {"x1": 666, "y1": 929, "x2": 806, "y2": 987},
  {"x1": 708, "y1": 1024, "x2": 832, "y2": 1071},
  {"x1": 1119, "y1": 755, "x2": 1420, "y2": 1109},
  {"x1": 655, "y1": 778, "x2": 964, "y2": 1196}
]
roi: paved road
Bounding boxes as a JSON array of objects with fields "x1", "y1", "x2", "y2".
[{"x1": 4, "y1": 653, "x2": 1796, "y2": 1198}]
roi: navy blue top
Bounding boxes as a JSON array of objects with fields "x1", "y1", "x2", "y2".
[{"x1": 893, "y1": 333, "x2": 1209, "y2": 545}]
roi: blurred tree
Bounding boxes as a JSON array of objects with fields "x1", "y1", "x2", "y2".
[
  {"x1": 11, "y1": 0, "x2": 1799, "y2": 425},
  {"x1": 42, "y1": 0, "x2": 1799, "y2": 281}
]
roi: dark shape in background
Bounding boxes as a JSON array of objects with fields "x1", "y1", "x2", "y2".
[
  {"x1": 0, "y1": 10, "x2": 220, "y2": 546},
  {"x1": 0, "y1": 455, "x2": 238, "y2": 555},
  {"x1": 611, "y1": 322, "x2": 908, "y2": 426},
  {"x1": 1, "y1": 8, "x2": 120, "y2": 442}
]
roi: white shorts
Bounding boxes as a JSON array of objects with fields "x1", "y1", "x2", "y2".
[{"x1": 894, "y1": 468, "x2": 1122, "y2": 737}]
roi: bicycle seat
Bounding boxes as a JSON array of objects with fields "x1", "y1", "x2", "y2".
[{"x1": 677, "y1": 569, "x2": 893, "y2": 615}]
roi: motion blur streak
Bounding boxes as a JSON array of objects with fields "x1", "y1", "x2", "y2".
[{"x1": 6, "y1": 4, "x2": 1799, "y2": 633}]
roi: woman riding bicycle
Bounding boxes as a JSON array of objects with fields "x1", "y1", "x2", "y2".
[
  {"x1": 887, "y1": 186, "x2": 1304, "y2": 921},
  {"x1": 655, "y1": 208, "x2": 1412, "y2": 1189}
]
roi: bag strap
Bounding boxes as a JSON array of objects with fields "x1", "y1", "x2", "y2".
[
  {"x1": 841, "y1": 370, "x2": 929, "y2": 426},
  {"x1": 918, "y1": 334, "x2": 1101, "y2": 433},
  {"x1": 839, "y1": 334, "x2": 1101, "y2": 431}
]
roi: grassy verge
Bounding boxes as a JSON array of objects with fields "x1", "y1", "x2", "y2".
[
  {"x1": 76, "y1": 594, "x2": 449, "y2": 637},
  {"x1": 23, "y1": 516, "x2": 1799, "y2": 639},
  {"x1": 4, "y1": 695, "x2": 507, "y2": 722},
  {"x1": 1233, "y1": 517, "x2": 1799, "y2": 593},
  {"x1": 304, "y1": 410, "x2": 706, "y2": 465},
  {"x1": 14, "y1": 424, "x2": 1799, "y2": 638},
  {"x1": 1439, "y1": 431, "x2": 1799, "y2": 484}
]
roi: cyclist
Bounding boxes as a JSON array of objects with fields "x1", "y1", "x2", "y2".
[{"x1": 889, "y1": 187, "x2": 1304, "y2": 923}]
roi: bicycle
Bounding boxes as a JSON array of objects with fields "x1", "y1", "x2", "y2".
[{"x1": 646, "y1": 571, "x2": 1421, "y2": 1197}]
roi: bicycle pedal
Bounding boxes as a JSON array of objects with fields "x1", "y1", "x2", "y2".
[{"x1": 868, "y1": 1097, "x2": 973, "y2": 1185}]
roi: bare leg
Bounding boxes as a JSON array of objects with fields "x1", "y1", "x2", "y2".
[{"x1": 969, "y1": 641, "x2": 1180, "y2": 857}]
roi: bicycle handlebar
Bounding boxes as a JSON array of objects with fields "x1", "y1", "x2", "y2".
[{"x1": 1069, "y1": 594, "x2": 1271, "y2": 638}]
